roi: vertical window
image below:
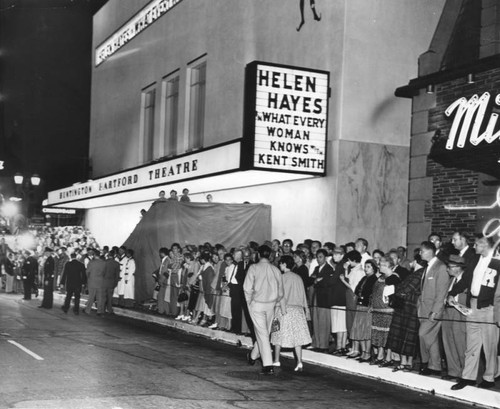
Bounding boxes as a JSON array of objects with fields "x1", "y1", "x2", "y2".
[
  {"x1": 188, "y1": 61, "x2": 206, "y2": 150},
  {"x1": 142, "y1": 87, "x2": 156, "y2": 162},
  {"x1": 163, "y1": 75, "x2": 179, "y2": 156}
]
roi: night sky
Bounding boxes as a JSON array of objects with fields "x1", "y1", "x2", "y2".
[{"x1": 0, "y1": 0, "x2": 107, "y2": 208}]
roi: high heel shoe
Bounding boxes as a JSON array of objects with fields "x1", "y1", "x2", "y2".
[
  {"x1": 272, "y1": 362, "x2": 281, "y2": 367},
  {"x1": 294, "y1": 363, "x2": 303, "y2": 372},
  {"x1": 346, "y1": 352, "x2": 361, "y2": 359},
  {"x1": 247, "y1": 352, "x2": 257, "y2": 366}
]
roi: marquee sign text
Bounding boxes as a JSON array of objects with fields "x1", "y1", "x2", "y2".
[
  {"x1": 95, "y1": 0, "x2": 183, "y2": 66},
  {"x1": 47, "y1": 142, "x2": 240, "y2": 205},
  {"x1": 247, "y1": 62, "x2": 329, "y2": 175}
]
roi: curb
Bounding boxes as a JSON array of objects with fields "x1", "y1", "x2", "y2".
[{"x1": 51, "y1": 292, "x2": 499, "y2": 409}]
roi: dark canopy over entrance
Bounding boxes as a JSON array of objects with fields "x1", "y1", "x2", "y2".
[{"x1": 122, "y1": 201, "x2": 271, "y2": 302}]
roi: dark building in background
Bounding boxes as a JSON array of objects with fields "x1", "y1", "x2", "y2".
[
  {"x1": 397, "y1": 0, "x2": 500, "y2": 253},
  {"x1": 0, "y1": 0, "x2": 106, "y2": 223}
]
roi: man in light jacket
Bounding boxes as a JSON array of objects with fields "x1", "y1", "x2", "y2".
[{"x1": 244, "y1": 245, "x2": 285, "y2": 375}]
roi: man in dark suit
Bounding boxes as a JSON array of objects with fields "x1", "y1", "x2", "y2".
[
  {"x1": 237, "y1": 249, "x2": 254, "y2": 338},
  {"x1": 451, "y1": 235, "x2": 500, "y2": 390},
  {"x1": 39, "y1": 247, "x2": 55, "y2": 309},
  {"x1": 101, "y1": 250, "x2": 121, "y2": 314},
  {"x1": 311, "y1": 248, "x2": 335, "y2": 352},
  {"x1": 60, "y1": 252, "x2": 87, "y2": 314},
  {"x1": 21, "y1": 251, "x2": 38, "y2": 300},
  {"x1": 451, "y1": 231, "x2": 478, "y2": 270},
  {"x1": 229, "y1": 249, "x2": 244, "y2": 334},
  {"x1": 417, "y1": 240, "x2": 450, "y2": 376},
  {"x1": 441, "y1": 255, "x2": 468, "y2": 381}
]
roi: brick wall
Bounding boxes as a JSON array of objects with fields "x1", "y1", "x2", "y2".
[{"x1": 422, "y1": 68, "x2": 500, "y2": 239}]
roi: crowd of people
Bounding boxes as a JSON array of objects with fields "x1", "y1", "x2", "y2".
[
  {"x1": 2, "y1": 226, "x2": 500, "y2": 387},
  {"x1": 142, "y1": 232, "x2": 500, "y2": 384}
]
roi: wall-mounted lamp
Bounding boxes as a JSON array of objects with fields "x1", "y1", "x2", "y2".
[
  {"x1": 467, "y1": 73, "x2": 475, "y2": 84},
  {"x1": 426, "y1": 84, "x2": 435, "y2": 94}
]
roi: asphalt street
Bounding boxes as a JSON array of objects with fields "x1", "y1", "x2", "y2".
[{"x1": 0, "y1": 292, "x2": 476, "y2": 409}]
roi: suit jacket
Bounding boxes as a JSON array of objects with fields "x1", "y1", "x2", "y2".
[
  {"x1": 61, "y1": 259, "x2": 87, "y2": 289},
  {"x1": 494, "y1": 267, "x2": 500, "y2": 323},
  {"x1": 418, "y1": 257, "x2": 450, "y2": 318},
  {"x1": 103, "y1": 258, "x2": 121, "y2": 289},
  {"x1": 86, "y1": 258, "x2": 106, "y2": 290},
  {"x1": 450, "y1": 255, "x2": 500, "y2": 309},
  {"x1": 44, "y1": 256, "x2": 55, "y2": 281},
  {"x1": 234, "y1": 260, "x2": 253, "y2": 287},
  {"x1": 312, "y1": 262, "x2": 336, "y2": 308},
  {"x1": 22, "y1": 256, "x2": 38, "y2": 280}
]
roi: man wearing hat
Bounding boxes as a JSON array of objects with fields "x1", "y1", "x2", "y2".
[
  {"x1": 441, "y1": 254, "x2": 468, "y2": 381},
  {"x1": 39, "y1": 247, "x2": 55, "y2": 309}
]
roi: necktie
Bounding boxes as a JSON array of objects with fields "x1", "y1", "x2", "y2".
[{"x1": 420, "y1": 266, "x2": 428, "y2": 291}]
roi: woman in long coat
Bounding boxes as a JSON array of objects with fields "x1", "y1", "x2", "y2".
[
  {"x1": 122, "y1": 249, "x2": 136, "y2": 308},
  {"x1": 385, "y1": 267, "x2": 424, "y2": 371}
]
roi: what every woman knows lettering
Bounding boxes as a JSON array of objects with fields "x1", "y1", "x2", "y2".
[{"x1": 253, "y1": 64, "x2": 329, "y2": 174}]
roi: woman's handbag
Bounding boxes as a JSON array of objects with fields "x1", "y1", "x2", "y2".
[
  {"x1": 178, "y1": 292, "x2": 189, "y2": 303},
  {"x1": 270, "y1": 317, "x2": 280, "y2": 334},
  {"x1": 388, "y1": 293, "x2": 405, "y2": 309}
]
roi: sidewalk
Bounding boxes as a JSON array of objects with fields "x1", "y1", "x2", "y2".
[{"x1": 52, "y1": 292, "x2": 500, "y2": 409}]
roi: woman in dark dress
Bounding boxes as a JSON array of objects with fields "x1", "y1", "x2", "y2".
[
  {"x1": 350, "y1": 260, "x2": 378, "y2": 361},
  {"x1": 386, "y1": 267, "x2": 424, "y2": 371}
]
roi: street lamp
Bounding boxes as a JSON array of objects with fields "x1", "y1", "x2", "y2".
[{"x1": 13, "y1": 173, "x2": 42, "y2": 220}]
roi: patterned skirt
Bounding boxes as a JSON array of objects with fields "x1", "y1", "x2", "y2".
[
  {"x1": 350, "y1": 306, "x2": 372, "y2": 341},
  {"x1": 271, "y1": 305, "x2": 312, "y2": 348},
  {"x1": 371, "y1": 309, "x2": 393, "y2": 347}
]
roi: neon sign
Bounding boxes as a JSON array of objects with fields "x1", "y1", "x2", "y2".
[
  {"x1": 445, "y1": 92, "x2": 500, "y2": 150},
  {"x1": 446, "y1": 188, "x2": 500, "y2": 249}
]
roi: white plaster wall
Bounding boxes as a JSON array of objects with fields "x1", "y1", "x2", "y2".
[{"x1": 341, "y1": 0, "x2": 445, "y2": 147}]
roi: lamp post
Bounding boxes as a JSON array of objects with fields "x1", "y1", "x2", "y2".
[{"x1": 14, "y1": 173, "x2": 41, "y2": 220}]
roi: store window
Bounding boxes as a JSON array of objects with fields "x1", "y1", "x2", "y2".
[
  {"x1": 188, "y1": 60, "x2": 206, "y2": 150},
  {"x1": 162, "y1": 74, "x2": 180, "y2": 157},
  {"x1": 141, "y1": 86, "x2": 156, "y2": 162}
]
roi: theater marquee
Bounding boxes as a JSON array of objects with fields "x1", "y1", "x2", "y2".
[{"x1": 243, "y1": 61, "x2": 330, "y2": 175}]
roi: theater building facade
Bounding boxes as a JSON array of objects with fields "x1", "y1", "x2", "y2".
[
  {"x1": 397, "y1": 0, "x2": 500, "y2": 253},
  {"x1": 46, "y1": 0, "x2": 442, "y2": 248}
]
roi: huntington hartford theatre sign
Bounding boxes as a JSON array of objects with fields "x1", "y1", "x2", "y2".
[{"x1": 244, "y1": 61, "x2": 330, "y2": 175}]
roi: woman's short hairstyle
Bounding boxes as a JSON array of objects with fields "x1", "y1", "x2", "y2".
[
  {"x1": 364, "y1": 259, "x2": 379, "y2": 274},
  {"x1": 293, "y1": 250, "x2": 308, "y2": 264},
  {"x1": 280, "y1": 255, "x2": 294, "y2": 270}
]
